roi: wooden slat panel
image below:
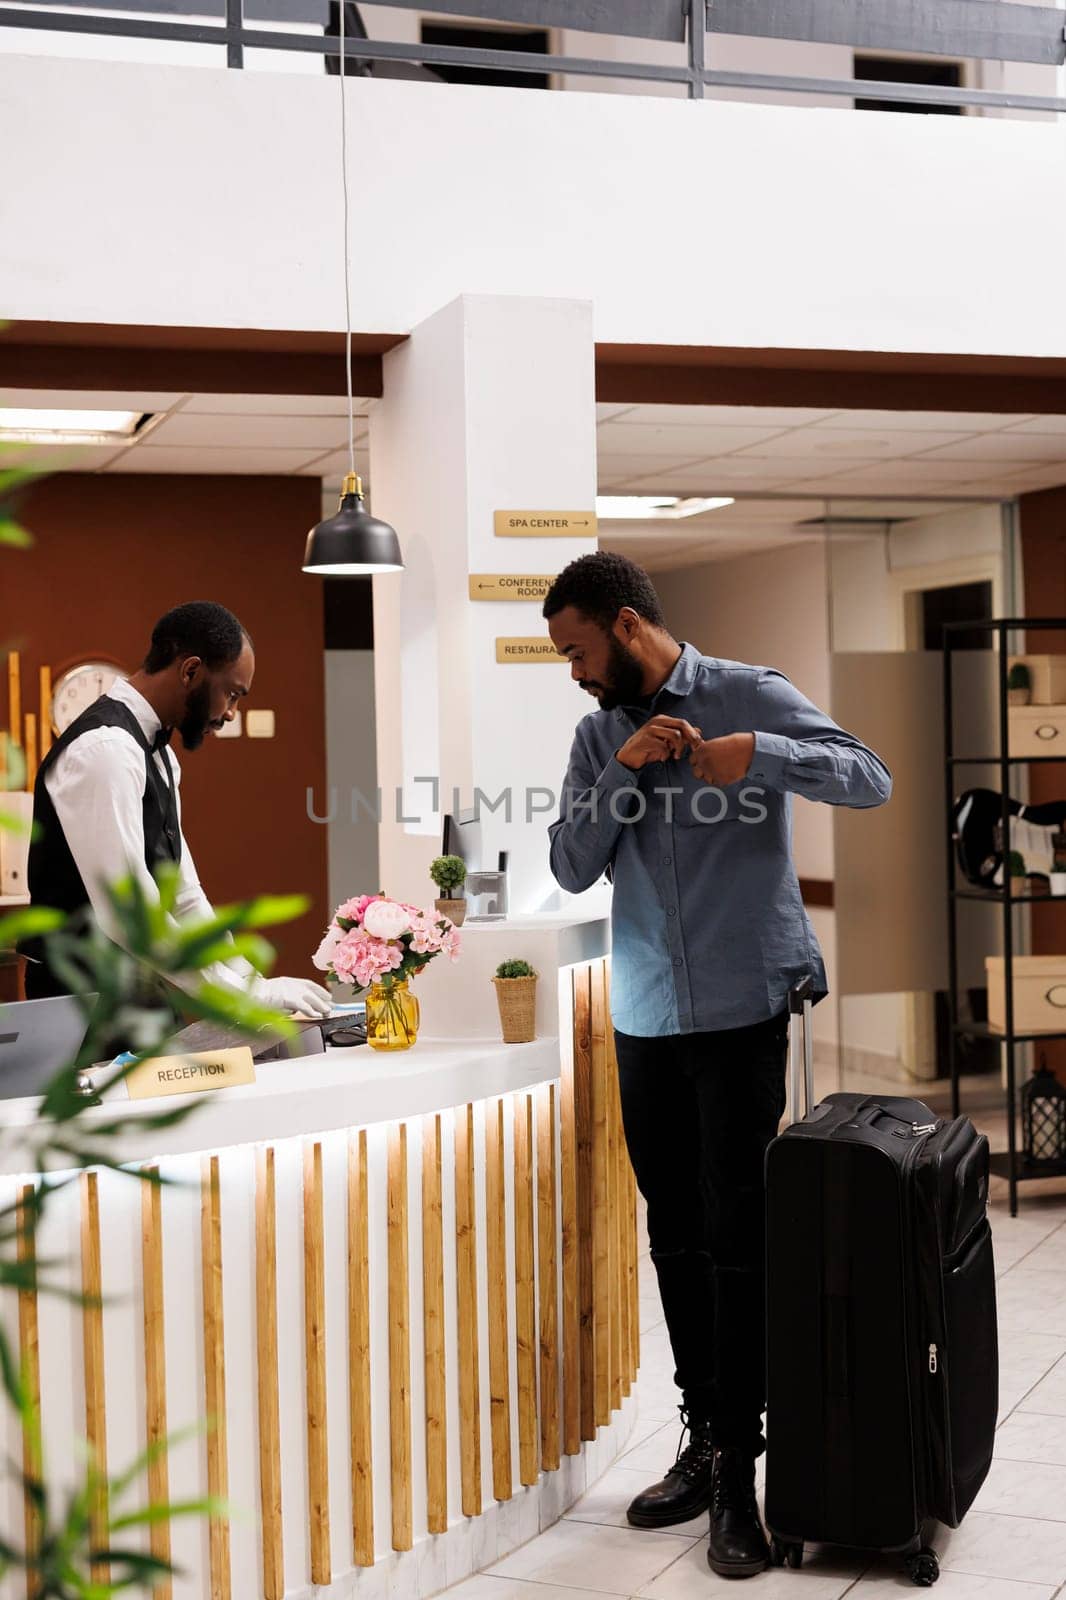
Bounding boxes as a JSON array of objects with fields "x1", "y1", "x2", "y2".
[
  {"x1": 387, "y1": 1124, "x2": 413, "y2": 1551},
  {"x1": 589, "y1": 962, "x2": 611, "y2": 1427},
  {"x1": 614, "y1": 1049, "x2": 632, "y2": 1400},
  {"x1": 629, "y1": 1164, "x2": 640, "y2": 1383},
  {"x1": 536, "y1": 1084, "x2": 560, "y2": 1471},
  {"x1": 605, "y1": 1011, "x2": 621, "y2": 1413},
  {"x1": 254, "y1": 1148, "x2": 283, "y2": 1600},
  {"x1": 572, "y1": 965, "x2": 595, "y2": 1442},
  {"x1": 512, "y1": 1092, "x2": 538, "y2": 1485},
  {"x1": 560, "y1": 983, "x2": 581, "y2": 1457},
  {"x1": 200, "y1": 1155, "x2": 230, "y2": 1600},
  {"x1": 303, "y1": 1141, "x2": 331, "y2": 1585},
  {"x1": 348, "y1": 1129, "x2": 374, "y2": 1566},
  {"x1": 607, "y1": 1020, "x2": 624, "y2": 1410},
  {"x1": 140, "y1": 1168, "x2": 172, "y2": 1600},
  {"x1": 81, "y1": 1170, "x2": 109, "y2": 1590},
  {"x1": 421, "y1": 1115, "x2": 447, "y2": 1533},
  {"x1": 484, "y1": 1099, "x2": 512, "y2": 1502},
  {"x1": 17, "y1": 1184, "x2": 41, "y2": 1600},
  {"x1": 454, "y1": 1104, "x2": 482, "y2": 1517}
]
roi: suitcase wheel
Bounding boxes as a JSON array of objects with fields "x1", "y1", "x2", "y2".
[
  {"x1": 905, "y1": 1548, "x2": 939, "y2": 1587},
  {"x1": 769, "y1": 1538, "x2": 803, "y2": 1569}
]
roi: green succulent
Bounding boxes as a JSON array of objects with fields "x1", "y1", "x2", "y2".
[
  {"x1": 429, "y1": 854, "x2": 466, "y2": 895},
  {"x1": 1008, "y1": 850, "x2": 1027, "y2": 877},
  {"x1": 495, "y1": 959, "x2": 537, "y2": 979},
  {"x1": 1008, "y1": 662, "x2": 1031, "y2": 691}
]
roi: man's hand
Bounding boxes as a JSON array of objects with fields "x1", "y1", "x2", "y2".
[
  {"x1": 689, "y1": 732, "x2": 756, "y2": 787},
  {"x1": 259, "y1": 974, "x2": 333, "y2": 1017},
  {"x1": 616, "y1": 715, "x2": 703, "y2": 771}
]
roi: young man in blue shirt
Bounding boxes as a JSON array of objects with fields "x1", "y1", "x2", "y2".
[{"x1": 544, "y1": 552, "x2": 891, "y2": 1579}]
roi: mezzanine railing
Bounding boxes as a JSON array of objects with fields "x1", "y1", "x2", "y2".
[{"x1": 1, "y1": 0, "x2": 1064, "y2": 113}]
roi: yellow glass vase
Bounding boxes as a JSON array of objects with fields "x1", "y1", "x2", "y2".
[{"x1": 366, "y1": 978, "x2": 420, "y2": 1051}]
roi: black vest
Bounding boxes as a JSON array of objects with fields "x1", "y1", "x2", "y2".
[{"x1": 23, "y1": 696, "x2": 181, "y2": 999}]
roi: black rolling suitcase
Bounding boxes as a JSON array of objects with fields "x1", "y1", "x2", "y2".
[{"x1": 764, "y1": 980, "x2": 999, "y2": 1588}]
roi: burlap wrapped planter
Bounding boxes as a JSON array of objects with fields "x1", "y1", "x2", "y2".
[
  {"x1": 492, "y1": 975, "x2": 538, "y2": 1043},
  {"x1": 435, "y1": 897, "x2": 467, "y2": 927}
]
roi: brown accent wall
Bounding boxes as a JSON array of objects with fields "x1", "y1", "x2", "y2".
[
  {"x1": 2, "y1": 474, "x2": 328, "y2": 978},
  {"x1": 1021, "y1": 486, "x2": 1066, "y2": 1079}
]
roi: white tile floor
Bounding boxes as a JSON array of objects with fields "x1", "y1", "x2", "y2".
[{"x1": 446, "y1": 1111, "x2": 1066, "y2": 1600}]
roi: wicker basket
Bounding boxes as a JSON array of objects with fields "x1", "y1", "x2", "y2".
[{"x1": 492, "y1": 975, "x2": 537, "y2": 1043}]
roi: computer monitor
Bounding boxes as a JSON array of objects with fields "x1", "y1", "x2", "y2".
[
  {"x1": 442, "y1": 809, "x2": 483, "y2": 872},
  {"x1": 0, "y1": 995, "x2": 93, "y2": 1100}
]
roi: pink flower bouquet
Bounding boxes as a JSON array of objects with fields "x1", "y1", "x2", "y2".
[{"x1": 312, "y1": 892, "x2": 462, "y2": 992}]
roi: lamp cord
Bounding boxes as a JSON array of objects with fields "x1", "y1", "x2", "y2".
[{"x1": 339, "y1": 0, "x2": 355, "y2": 482}]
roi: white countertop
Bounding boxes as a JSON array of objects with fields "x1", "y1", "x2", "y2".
[{"x1": 0, "y1": 1033, "x2": 565, "y2": 1177}]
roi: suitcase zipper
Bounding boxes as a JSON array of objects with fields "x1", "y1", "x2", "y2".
[
  {"x1": 893, "y1": 1122, "x2": 938, "y2": 1138},
  {"x1": 928, "y1": 1343, "x2": 939, "y2": 1375}
]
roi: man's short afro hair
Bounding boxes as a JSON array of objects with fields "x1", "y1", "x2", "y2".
[{"x1": 542, "y1": 551, "x2": 666, "y2": 632}]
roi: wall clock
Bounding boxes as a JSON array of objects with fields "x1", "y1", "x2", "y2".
[{"x1": 51, "y1": 659, "x2": 127, "y2": 735}]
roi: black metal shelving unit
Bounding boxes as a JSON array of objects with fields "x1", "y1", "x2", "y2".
[{"x1": 945, "y1": 617, "x2": 1066, "y2": 1216}]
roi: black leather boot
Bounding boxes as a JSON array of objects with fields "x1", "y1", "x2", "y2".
[
  {"x1": 706, "y1": 1447, "x2": 769, "y2": 1579},
  {"x1": 626, "y1": 1410, "x2": 716, "y2": 1528}
]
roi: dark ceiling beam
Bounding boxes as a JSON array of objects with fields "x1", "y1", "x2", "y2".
[
  {"x1": 0, "y1": 322, "x2": 406, "y2": 396},
  {"x1": 7, "y1": 324, "x2": 1066, "y2": 416},
  {"x1": 595, "y1": 344, "x2": 1066, "y2": 414}
]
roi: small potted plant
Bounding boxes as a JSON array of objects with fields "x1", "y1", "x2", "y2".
[
  {"x1": 430, "y1": 854, "x2": 467, "y2": 926},
  {"x1": 1008, "y1": 661, "x2": 1031, "y2": 706},
  {"x1": 492, "y1": 959, "x2": 538, "y2": 1044},
  {"x1": 1007, "y1": 850, "x2": 1028, "y2": 897}
]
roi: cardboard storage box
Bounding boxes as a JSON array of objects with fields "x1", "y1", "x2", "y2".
[
  {"x1": 986, "y1": 955, "x2": 1066, "y2": 1033},
  {"x1": 1008, "y1": 655, "x2": 1066, "y2": 705},
  {"x1": 1008, "y1": 705, "x2": 1066, "y2": 759}
]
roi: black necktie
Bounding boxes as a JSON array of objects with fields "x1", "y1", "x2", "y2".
[{"x1": 152, "y1": 726, "x2": 172, "y2": 754}]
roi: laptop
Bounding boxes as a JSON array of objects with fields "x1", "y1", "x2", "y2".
[{"x1": 0, "y1": 995, "x2": 93, "y2": 1100}]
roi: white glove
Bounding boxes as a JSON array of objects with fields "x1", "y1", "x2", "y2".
[{"x1": 257, "y1": 975, "x2": 333, "y2": 1018}]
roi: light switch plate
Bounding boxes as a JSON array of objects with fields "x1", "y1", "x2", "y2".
[{"x1": 246, "y1": 709, "x2": 275, "y2": 739}]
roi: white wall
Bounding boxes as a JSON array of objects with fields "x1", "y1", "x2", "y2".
[
  {"x1": 652, "y1": 539, "x2": 833, "y2": 880},
  {"x1": 3, "y1": 54, "x2": 1066, "y2": 357}
]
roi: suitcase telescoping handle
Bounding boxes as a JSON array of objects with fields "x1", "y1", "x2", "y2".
[{"x1": 788, "y1": 976, "x2": 815, "y2": 1126}]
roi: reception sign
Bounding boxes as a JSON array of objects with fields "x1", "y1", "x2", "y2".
[{"x1": 125, "y1": 1046, "x2": 256, "y2": 1099}]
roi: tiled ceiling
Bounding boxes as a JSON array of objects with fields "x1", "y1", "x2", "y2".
[
  {"x1": 6, "y1": 391, "x2": 1066, "y2": 569},
  {"x1": 1, "y1": 389, "x2": 373, "y2": 485},
  {"x1": 595, "y1": 401, "x2": 1066, "y2": 568}
]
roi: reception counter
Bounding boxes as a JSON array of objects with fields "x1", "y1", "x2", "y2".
[{"x1": 0, "y1": 924, "x2": 641, "y2": 1600}]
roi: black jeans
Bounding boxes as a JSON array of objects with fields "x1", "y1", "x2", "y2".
[{"x1": 614, "y1": 1009, "x2": 788, "y2": 1460}]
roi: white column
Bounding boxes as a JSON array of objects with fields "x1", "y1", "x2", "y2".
[{"x1": 369, "y1": 294, "x2": 598, "y2": 913}]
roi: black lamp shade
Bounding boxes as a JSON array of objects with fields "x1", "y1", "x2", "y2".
[{"x1": 303, "y1": 479, "x2": 403, "y2": 575}]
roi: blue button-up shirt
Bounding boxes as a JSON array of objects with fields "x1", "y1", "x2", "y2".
[{"x1": 548, "y1": 643, "x2": 892, "y2": 1037}]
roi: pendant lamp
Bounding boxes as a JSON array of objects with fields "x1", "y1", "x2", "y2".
[{"x1": 302, "y1": 0, "x2": 403, "y2": 576}]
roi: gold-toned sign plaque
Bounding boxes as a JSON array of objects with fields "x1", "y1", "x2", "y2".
[
  {"x1": 496, "y1": 637, "x2": 568, "y2": 664},
  {"x1": 469, "y1": 574, "x2": 556, "y2": 602},
  {"x1": 494, "y1": 510, "x2": 597, "y2": 538},
  {"x1": 125, "y1": 1046, "x2": 256, "y2": 1099}
]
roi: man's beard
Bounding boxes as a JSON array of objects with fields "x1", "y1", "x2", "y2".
[
  {"x1": 178, "y1": 682, "x2": 216, "y2": 751},
  {"x1": 589, "y1": 633, "x2": 646, "y2": 713}
]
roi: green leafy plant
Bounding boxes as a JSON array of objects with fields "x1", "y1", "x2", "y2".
[
  {"x1": 429, "y1": 854, "x2": 466, "y2": 897},
  {"x1": 1008, "y1": 662, "x2": 1031, "y2": 691},
  {"x1": 1007, "y1": 850, "x2": 1027, "y2": 878},
  {"x1": 495, "y1": 959, "x2": 537, "y2": 979}
]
